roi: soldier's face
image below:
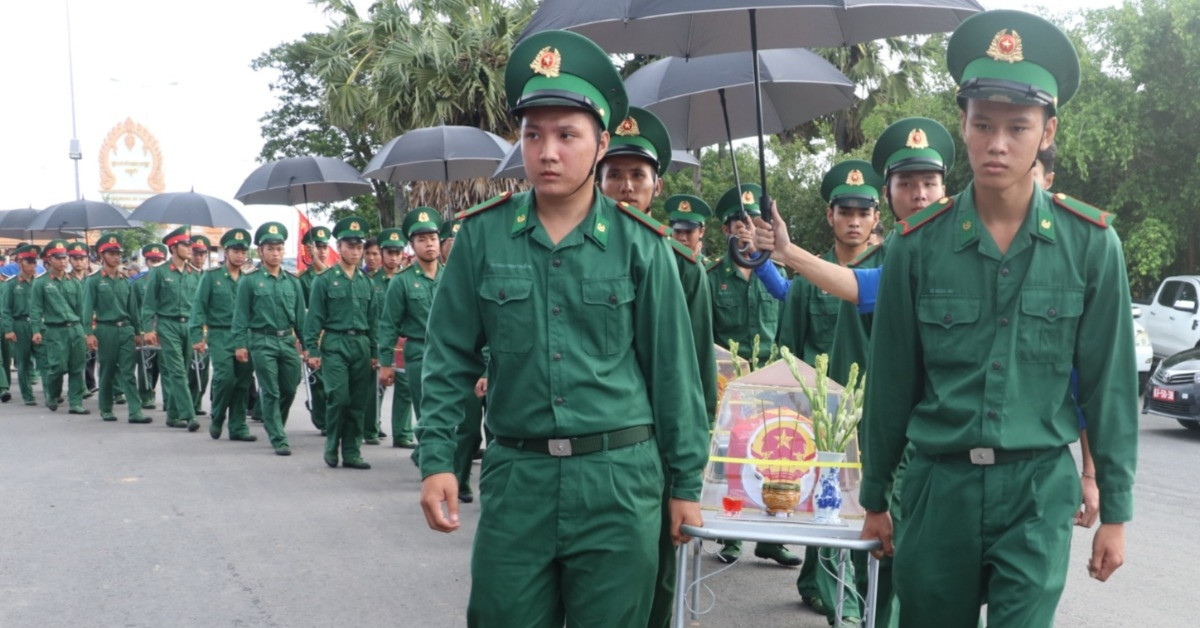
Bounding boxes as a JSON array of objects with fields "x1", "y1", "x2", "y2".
[
  {"x1": 20, "y1": 258, "x2": 37, "y2": 277},
  {"x1": 961, "y1": 99, "x2": 1056, "y2": 194},
  {"x1": 672, "y1": 224, "x2": 704, "y2": 254},
  {"x1": 827, "y1": 205, "x2": 877, "y2": 248},
  {"x1": 599, "y1": 155, "x2": 661, "y2": 212},
  {"x1": 69, "y1": 255, "x2": 88, "y2": 272},
  {"x1": 192, "y1": 249, "x2": 207, "y2": 266},
  {"x1": 339, "y1": 241, "x2": 365, "y2": 268},
  {"x1": 101, "y1": 250, "x2": 122, "y2": 269},
  {"x1": 410, "y1": 233, "x2": 440, "y2": 264},
  {"x1": 886, "y1": 171, "x2": 945, "y2": 220},
  {"x1": 364, "y1": 246, "x2": 381, "y2": 272},
  {"x1": 382, "y1": 248, "x2": 402, "y2": 271},
  {"x1": 521, "y1": 107, "x2": 609, "y2": 201},
  {"x1": 258, "y1": 243, "x2": 285, "y2": 268},
  {"x1": 48, "y1": 255, "x2": 68, "y2": 273},
  {"x1": 225, "y1": 247, "x2": 248, "y2": 268},
  {"x1": 172, "y1": 242, "x2": 191, "y2": 261},
  {"x1": 440, "y1": 238, "x2": 454, "y2": 261}
]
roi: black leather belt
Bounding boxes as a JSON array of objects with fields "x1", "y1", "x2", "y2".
[
  {"x1": 97, "y1": 320, "x2": 130, "y2": 327},
  {"x1": 161, "y1": 316, "x2": 188, "y2": 323},
  {"x1": 253, "y1": 329, "x2": 293, "y2": 337},
  {"x1": 927, "y1": 447, "x2": 1055, "y2": 466},
  {"x1": 11, "y1": 315, "x2": 28, "y2": 321},
  {"x1": 207, "y1": 325, "x2": 231, "y2": 330},
  {"x1": 494, "y1": 425, "x2": 653, "y2": 457},
  {"x1": 44, "y1": 321, "x2": 78, "y2": 328},
  {"x1": 326, "y1": 329, "x2": 369, "y2": 336}
]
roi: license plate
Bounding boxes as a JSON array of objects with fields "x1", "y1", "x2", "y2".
[{"x1": 1152, "y1": 386, "x2": 1176, "y2": 402}]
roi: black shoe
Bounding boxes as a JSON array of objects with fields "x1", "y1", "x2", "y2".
[
  {"x1": 141, "y1": 402, "x2": 157, "y2": 410},
  {"x1": 209, "y1": 424, "x2": 222, "y2": 440},
  {"x1": 129, "y1": 416, "x2": 152, "y2": 424},
  {"x1": 166, "y1": 419, "x2": 186, "y2": 428},
  {"x1": 393, "y1": 440, "x2": 416, "y2": 449},
  {"x1": 115, "y1": 396, "x2": 126, "y2": 405},
  {"x1": 364, "y1": 438, "x2": 380, "y2": 445},
  {"x1": 379, "y1": 431, "x2": 387, "y2": 438},
  {"x1": 458, "y1": 491, "x2": 474, "y2": 504},
  {"x1": 473, "y1": 448, "x2": 484, "y2": 460},
  {"x1": 324, "y1": 456, "x2": 338, "y2": 468},
  {"x1": 68, "y1": 407, "x2": 90, "y2": 415},
  {"x1": 342, "y1": 459, "x2": 371, "y2": 470},
  {"x1": 275, "y1": 446, "x2": 292, "y2": 456},
  {"x1": 230, "y1": 434, "x2": 258, "y2": 442},
  {"x1": 0, "y1": 391, "x2": 11, "y2": 403},
  {"x1": 46, "y1": 403, "x2": 59, "y2": 412},
  {"x1": 195, "y1": 410, "x2": 208, "y2": 416},
  {"x1": 717, "y1": 541, "x2": 742, "y2": 564},
  {"x1": 24, "y1": 400, "x2": 38, "y2": 406},
  {"x1": 187, "y1": 420, "x2": 201, "y2": 432},
  {"x1": 100, "y1": 414, "x2": 118, "y2": 422}
]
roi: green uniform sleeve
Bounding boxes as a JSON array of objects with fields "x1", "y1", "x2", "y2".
[
  {"x1": 128, "y1": 276, "x2": 142, "y2": 332},
  {"x1": 231, "y1": 277, "x2": 253, "y2": 350},
  {"x1": 80, "y1": 276, "x2": 98, "y2": 334},
  {"x1": 683, "y1": 259, "x2": 718, "y2": 427},
  {"x1": 777, "y1": 277, "x2": 809, "y2": 357},
  {"x1": 0, "y1": 281, "x2": 10, "y2": 333},
  {"x1": 377, "y1": 278, "x2": 406, "y2": 368},
  {"x1": 291, "y1": 276, "x2": 307, "y2": 338},
  {"x1": 189, "y1": 271, "x2": 212, "y2": 345},
  {"x1": 303, "y1": 273, "x2": 328, "y2": 358},
  {"x1": 861, "y1": 239, "x2": 921, "y2": 513},
  {"x1": 368, "y1": 275, "x2": 380, "y2": 361},
  {"x1": 140, "y1": 268, "x2": 159, "y2": 334},
  {"x1": 29, "y1": 280, "x2": 46, "y2": 337},
  {"x1": 1076, "y1": 228, "x2": 1138, "y2": 523}
]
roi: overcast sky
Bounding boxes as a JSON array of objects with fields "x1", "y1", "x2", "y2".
[{"x1": 0, "y1": 0, "x2": 1117, "y2": 235}]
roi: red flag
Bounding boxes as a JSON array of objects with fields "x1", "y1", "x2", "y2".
[{"x1": 297, "y1": 210, "x2": 312, "y2": 271}]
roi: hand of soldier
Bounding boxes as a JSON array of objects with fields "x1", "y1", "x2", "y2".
[
  {"x1": 6, "y1": 331, "x2": 18, "y2": 342},
  {"x1": 668, "y1": 498, "x2": 703, "y2": 545},
  {"x1": 754, "y1": 200, "x2": 791, "y2": 257},
  {"x1": 86, "y1": 334, "x2": 98, "y2": 351},
  {"x1": 371, "y1": 358, "x2": 379, "y2": 369},
  {"x1": 861, "y1": 509, "x2": 894, "y2": 559},
  {"x1": 192, "y1": 341, "x2": 206, "y2": 353},
  {"x1": 134, "y1": 334, "x2": 142, "y2": 347},
  {"x1": 1089, "y1": 522, "x2": 1125, "y2": 582},
  {"x1": 420, "y1": 472, "x2": 461, "y2": 533},
  {"x1": 728, "y1": 217, "x2": 756, "y2": 253},
  {"x1": 474, "y1": 377, "x2": 488, "y2": 398},
  {"x1": 379, "y1": 366, "x2": 394, "y2": 387},
  {"x1": 1076, "y1": 474, "x2": 1100, "y2": 528},
  {"x1": 32, "y1": 333, "x2": 42, "y2": 345},
  {"x1": 307, "y1": 356, "x2": 321, "y2": 370},
  {"x1": 235, "y1": 348, "x2": 249, "y2": 363},
  {"x1": 144, "y1": 331, "x2": 158, "y2": 346}
]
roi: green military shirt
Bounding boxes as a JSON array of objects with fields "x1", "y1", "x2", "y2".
[
  {"x1": 189, "y1": 265, "x2": 243, "y2": 344},
  {"x1": 777, "y1": 248, "x2": 841, "y2": 365},
  {"x1": 303, "y1": 264, "x2": 378, "y2": 360},
  {"x1": 707, "y1": 253, "x2": 782, "y2": 364},
  {"x1": 862, "y1": 185, "x2": 1139, "y2": 523},
  {"x1": 827, "y1": 243, "x2": 885, "y2": 385},
  {"x1": 671, "y1": 241, "x2": 718, "y2": 426},
  {"x1": 231, "y1": 267, "x2": 305, "y2": 350},
  {"x1": 3, "y1": 274, "x2": 36, "y2": 330},
  {"x1": 81, "y1": 268, "x2": 140, "y2": 330},
  {"x1": 30, "y1": 271, "x2": 83, "y2": 334},
  {"x1": 378, "y1": 262, "x2": 440, "y2": 367},
  {"x1": 0, "y1": 278, "x2": 10, "y2": 335},
  {"x1": 298, "y1": 267, "x2": 326, "y2": 307},
  {"x1": 139, "y1": 261, "x2": 201, "y2": 332},
  {"x1": 417, "y1": 190, "x2": 710, "y2": 500}
]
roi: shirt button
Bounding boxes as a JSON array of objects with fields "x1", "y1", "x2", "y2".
[
  {"x1": 608, "y1": 294, "x2": 617, "y2": 304},
  {"x1": 498, "y1": 290, "x2": 506, "y2": 300},
  {"x1": 552, "y1": 306, "x2": 561, "y2": 315},
  {"x1": 555, "y1": 396, "x2": 564, "y2": 406},
  {"x1": 1047, "y1": 308, "x2": 1057, "y2": 318},
  {"x1": 1000, "y1": 317, "x2": 1009, "y2": 327},
  {"x1": 552, "y1": 259, "x2": 562, "y2": 268},
  {"x1": 553, "y1": 352, "x2": 562, "y2": 361},
  {"x1": 1000, "y1": 267, "x2": 1010, "y2": 277},
  {"x1": 991, "y1": 361, "x2": 1001, "y2": 371},
  {"x1": 987, "y1": 409, "x2": 998, "y2": 419},
  {"x1": 942, "y1": 314, "x2": 953, "y2": 324}
]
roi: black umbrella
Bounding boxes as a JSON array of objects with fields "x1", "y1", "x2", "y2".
[
  {"x1": 364, "y1": 125, "x2": 513, "y2": 184},
  {"x1": 493, "y1": 143, "x2": 698, "y2": 180},
  {"x1": 625, "y1": 48, "x2": 856, "y2": 151},
  {"x1": 25, "y1": 199, "x2": 135, "y2": 232},
  {"x1": 130, "y1": 191, "x2": 251, "y2": 229},
  {"x1": 234, "y1": 156, "x2": 373, "y2": 206},
  {"x1": 0, "y1": 208, "x2": 82, "y2": 239}
]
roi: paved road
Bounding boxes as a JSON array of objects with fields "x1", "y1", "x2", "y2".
[{"x1": 1, "y1": 382, "x2": 1195, "y2": 627}]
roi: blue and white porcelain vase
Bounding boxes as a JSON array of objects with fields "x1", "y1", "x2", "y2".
[{"x1": 812, "y1": 451, "x2": 845, "y2": 524}]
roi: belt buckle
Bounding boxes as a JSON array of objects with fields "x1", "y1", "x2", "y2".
[
  {"x1": 547, "y1": 438, "x2": 573, "y2": 457},
  {"x1": 969, "y1": 448, "x2": 995, "y2": 465},
  {"x1": 277, "y1": 330, "x2": 288, "y2": 337}
]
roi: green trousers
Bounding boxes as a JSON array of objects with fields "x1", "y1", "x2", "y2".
[
  {"x1": 207, "y1": 328, "x2": 253, "y2": 438},
  {"x1": 94, "y1": 322, "x2": 146, "y2": 420},
  {"x1": 404, "y1": 342, "x2": 426, "y2": 465},
  {"x1": 306, "y1": 365, "x2": 327, "y2": 431},
  {"x1": 188, "y1": 347, "x2": 211, "y2": 415},
  {"x1": 0, "y1": 327, "x2": 10, "y2": 393},
  {"x1": 364, "y1": 366, "x2": 383, "y2": 441},
  {"x1": 391, "y1": 368, "x2": 413, "y2": 444},
  {"x1": 646, "y1": 480, "x2": 677, "y2": 628},
  {"x1": 156, "y1": 319, "x2": 195, "y2": 423},
  {"x1": 41, "y1": 324, "x2": 86, "y2": 408},
  {"x1": 452, "y1": 395, "x2": 487, "y2": 494},
  {"x1": 136, "y1": 342, "x2": 160, "y2": 408},
  {"x1": 894, "y1": 447, "x2": 1078, "y2": 628},
  {"x1": 248, "y1": 333, "x2": 301, "y2": 450},
  {"x1": 468, "y1": 439, "x2": 663, "y2": 628},
  {"x1": 9, "y1": 321, "x2": 37, "y2": 404},
  {"x1": 321, "y1": 332, "x2": 372, "y2": 462}
]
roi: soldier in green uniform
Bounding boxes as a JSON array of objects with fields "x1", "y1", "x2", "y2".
[
  {"x1": 187, "y1": 235, "x2": 213, "y2": 416},
  {"x1": 362, "y1": 234, "x2": 392, "y2": 445},
  {"x1": 416, "y1": 30, "x2": 708, "y2": 627},
  {"x1": 233, "y1": 222, "x2": 305, "y2": 455},
  {"x1": 65, "y1": 241, "x2": 97, "y2": 396},
  {"x1": 29, "y1": 239, "x2": 88, "y2": 413},
  {"x1": 439, "y1": 219, "x2": 460, "y2": 263},
  {"x1": 597, "y1": 106, "x2": 718, "y2": 628},
  {"x1": 378, "y1": 209, "x2": 442, "y2": 462},
  {"x1": 298, "y1": 225, "x2": 332, "y2": 433},
  {"x1": 80, "y1": 233, "x2": 149, "y2": 423},
  {"x1": 860, "y1": 11, "x2": 1137, "y2": 627},
  {"x1": 305, "y1": 216, "x2": 378, "y2": 469},
  {"x1": 133, "y1": 244, "x2": 167, "y2": 409},
  {"x1": 2, "y1": 244, "x2": 41, "y2": 406},
  {"x1": 0, "y1": 273, "x2": 9, "y2": 403},
  {"x1": 371, "y1": 227, "x2": 415, "y2": 448},
  {"x1": 141, "y1": 226, "x2": 202, "y2": 430},
  {"x1": 192, "y1": 229, "x2": 257, "y2": 442},
  {"x1": 705, "y1": 184, "x2": 797, "y2": 567}
]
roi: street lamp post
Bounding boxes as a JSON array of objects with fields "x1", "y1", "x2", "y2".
[{"x1": 66, "y1": 0, "x2": 82, "y2": 201}]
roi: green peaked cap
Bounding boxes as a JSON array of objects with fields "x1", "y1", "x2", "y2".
[
  {"x1": 301, "y1": 226, "x2": 331, "y2": 245},
  {"x1": 255, "y1": 222, "x2": 288, "y2": 245},
  {"x1": 439, "y1": 219, "x2": 462, "y2": 241},
  {"x1": 66, "y1": 240, "x2": 89, "y2": 257},
  {"x1": 663, "y1": 194, "x2": 712, "y2": 227},
  {"x1": 715, "y1": 183, "x2": 763, "y2": 222},
  {"x1": 221, "y1": 229, "x2": 251, "y2": 249},
  {"x1": 378, "y1": 228, "x2": 407, "y2": 250},
  {"x1": 872, "y1": 117, "x2": 955, "y2": 178},
  {"x1": 141, "y1": 243, "x2": 167, "y2": 259},
  {"x1": 190, "y1": 235, "x2": 212, "y2": 250},
  {"x1": 402, "y1": 207, "x2": 442, "y2": 238},
  {"x1": 604, "y1": 106, "x2": 673, "y2": 176},
  {"x1": 821, "y1": 160, "x2": 883, "y2": 208},
  {"x1": 948, "y1": 9, "x2": 1080, "y2": 111},
  {"x1": 162, "y1": 225, "x2": 191, "y2": 247},
  {"x1": 97, "y1": 232, "x2": 124, "y2": 253},
  {"x1": 43, "y1": 239, "x2": 69, "y2": 257},
  {"x1": 506, "y1": 29, "x2": 629, "y2": 133},
  {"x1": 333, "y1": 215, "x2": 368, "y2": 242}
]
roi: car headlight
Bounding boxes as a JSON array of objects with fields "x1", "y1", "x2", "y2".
[{"x1": 1135, "y1": 327, "x2": 1152, "y2": 348}]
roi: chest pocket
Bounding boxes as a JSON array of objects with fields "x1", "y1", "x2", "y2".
[
  {"x1": 480, "y1": 276, "x2": 534, "y2": 354},
  {"x1": 1018, "y1": 288, "x2": 1083, "y2": 365},
  {"x1": 917, "y1": 294, "x2": 981, "y2": 367},
  {"x1": 713, "y1": 288, "x2": 747, "y2": 330},
  {"x1": 807, "y1": 291, "x2": 841, "y2": 344},
  {"x1": 580, "y1": 277, "x2": 635, "y2": 356}
]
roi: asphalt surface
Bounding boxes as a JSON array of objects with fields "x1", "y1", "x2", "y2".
[{"x1": 2, "y1": 381, "x2": 1196, "y2": 627}]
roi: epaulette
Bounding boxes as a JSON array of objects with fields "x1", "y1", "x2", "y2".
[
  {"x1": 458, "y1": 192, "x2": 513, "y2": 220},
  {"x1": 669, "y1": 238, "x2": 697, "y2": 263},
  {"x1": 1052, "y1": 193, "x2": 1112, "y2": 229},
  {"x1": 705, "y1": 258, "x2": 723, "y2": 273},
  {"x1": 616, "y1": 201, "x2": 667, "y2": 236},
  {"x1": 899, "y1": 197, "x2": 954, "y2": 236},
  {"x1": 848, "y1": 243, "x2": 883, "y2": 268},
  {"x1": 243, "y1": 266, "x2": 259, "y2": 274},
  {"x1": 88, "y1": 269, "x2": 101, "y2": 276}
]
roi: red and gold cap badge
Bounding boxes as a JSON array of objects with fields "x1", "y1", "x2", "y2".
[
  {"x1": 678, "y1": 200, "x2": 692, "y2": 213},
  {"x1": 531, "y1": 46, "x2": 562, "y2": 78},
  {"x1": 418, "y1": 212, "x2": 429, "y2": 222},
  {"x1": 616, "y1": 117, "x2": 640, "y2": 137},
  {"x1": 268, "y1": 225, "x2": 279, "y2": 234},
  {"x1": 987, "y1": 29, "x2": 1023, "y2": 63},
  {"x1": 846, "y1": 170, "x2": 865, "y2": 186},
  {"x1": 906, "y1": 128, "x2": 929, "y2": 149},
  {"x1": 741, "y1": 191, "x2": 755, "y2": 205}
]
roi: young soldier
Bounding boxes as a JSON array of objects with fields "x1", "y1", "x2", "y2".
[
  {"x1": 666, "y1": 194, "x2": 710, "y2": 263},
  {"x1": 860, "y1": 11, "x2": 1137, "y2": 626},
  {"x1": 133, "y1": 244, "x2": 167, "y2": 410},
  {"x1": 81, "y1": 233, "x2": 149, "y2": 423},
  {"x1": 192, "y1": 229, "x2": 257, "y2": 442},
  {"x1": 29, "y1": 239, "x2": 88, "y2": 413},
  {"x1": 2, "y1": 244, "x2": 41, "y2": 406},
  {"x1": 416, "y1": 30, "x2": 708, "y2": 626},
  {"x1": 298, "y1": 225, "x2": 332, "y2": 433},
  {"x1": 0, "y1": 272, "x2": 9, "y2": 403},
  {"x1": 141, "y1": 226, "x2": 202, "y2": 430},
  {"x1": 597, "y1": 106, "x2": 718, "y2": 628},
  {"x1": 304, "y1": 216, "x2": 378, "y2": 470},
  {"x1": 378, "y1": 209, "x2": 442, "y2": 460},
  {"x1": 232, "y1": 222, "x2": 305, "y2": 455},
  {"x1": 188, "y1": 235, "x2": 213, "y2": 417},
  {"x1": 372, "y1": 227, "x2": 415, "y2": 448},
  {"x1": 363, "y1": 233, "x2": 395, "y2": 445},
  {"x1": 438, "y1": 219, "x2": 460, "y2": 263},
  {"x1": 66, "y1": 241, "x2": 97, "y2": 396}
]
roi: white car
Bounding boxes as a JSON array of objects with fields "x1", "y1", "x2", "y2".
[{"x1": 1134, "y1": 306, "x2": 1153, "y2": 394}]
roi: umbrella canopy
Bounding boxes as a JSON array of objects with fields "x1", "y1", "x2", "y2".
[
  {"x1": 625, "y1": 48, "x2": 856, "y2": 150},
  {"x1": 129, "y1": 192, "x2": 251, "y2": 229},
  {"x1": 25, "y1": 199, "x2": 135, "y2": 232},
  {"x1": 0, "y1": 208, "x2": 82, "y2": 239},
  {"x1": 521, "y1": 0, "x2": 985, "y2": 55},
  {"x1": 364, "y1": 125, "x2": 513, "y2": 184},
  {"x1": 234, "y1": 156, "x2": 373, "y2": 206},
  {"x1": 494, "y1": 143, "x2": 699, "y2": 180}
]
